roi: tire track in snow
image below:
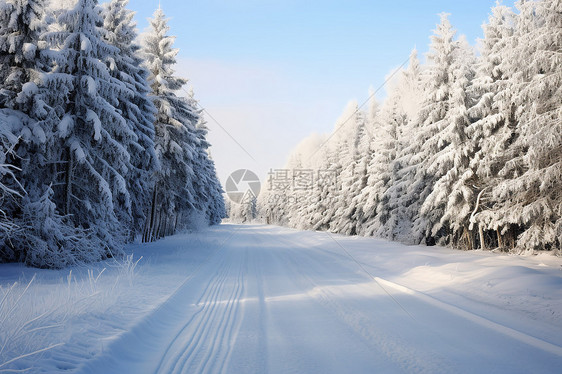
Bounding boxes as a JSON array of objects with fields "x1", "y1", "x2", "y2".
[
  {"x1": 74, "y1": 226, "x2": 244, "y2": 374},
  {"x1": 244, "y1": 232, "x2": 270, "y2": 373},
  {"x1": 155, "y1": 258, "x2": 233, "y2": 373},
  {"x1": 202, "y1": 249, "x2": 246, "y2": 374},
  {"x1": 154, "y1": 247, "x2": 247, "y2": 374}
]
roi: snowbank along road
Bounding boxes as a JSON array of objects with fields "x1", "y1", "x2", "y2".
[{"x1": 12, "y1": 224, "x2": 562, "y2": 373}]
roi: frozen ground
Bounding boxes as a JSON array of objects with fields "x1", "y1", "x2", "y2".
[{"x1": 1, "y1": 224, "x2": 562, "y2": 373}]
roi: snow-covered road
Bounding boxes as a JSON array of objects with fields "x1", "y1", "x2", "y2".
[{"x1": 74, "y1": 224, "x2": 562, "y2": 374}]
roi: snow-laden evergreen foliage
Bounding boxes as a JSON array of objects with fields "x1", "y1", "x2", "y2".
[
  {"x1": 42, "y1": 0, "x2": 134, "y2": 260},
  {"x1": 192, "y1": 118, "x2": 226, "y2": 225},
  {"x1": 0, "y1": 1, "x2": 225, "y2": 268},
  {"x1": 473, "y1": 0, "x2": 562, "y2": 251},
  {"x1": 363, "y1": 49, "x2": 424, "y2": 242},
  {"x1": 403, "y1": 13, "x2": 467, "y2": 245},
  {"x1": 417, "y1": 34, "x2": 476, "y2": 246},
  {"x1": 102, "y1": 0, "x2": 159, "y2": 240},
  {"x1": 142, "y1": 7, "x2": 225, "y2": 241},
  {"x1": 0, "y1": 0, "x2": 44, "y2": 110},
  {"x1": 359, "y1": 75, "x2": 409, "y2": 239},
  {"x1": 330, "y1": 103, "x2": 371, "y2": 236},
  {"x1": 462, "y1": 3, "x2": 518, "y2": 250},
  {"x1": 260, "y1": 0, "x2": 561, "y2": 253},
  {"x1": 0, "y1": 0, "x2": 84, "y2": 266},
  {"x1": 0, "y1": 112, "x2": 23, "y2": 237},
  {"x1": 226, "y1": 193, "x2": 257, "y2": 224}
]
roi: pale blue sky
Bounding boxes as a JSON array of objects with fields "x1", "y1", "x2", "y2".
[{"x1": 127, "y1": 0, "x2": 514, "y2": 184}]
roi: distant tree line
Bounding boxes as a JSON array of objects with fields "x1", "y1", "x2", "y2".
[{"x1": 259, "y1": 0, "x2": 561, "y2": 253}]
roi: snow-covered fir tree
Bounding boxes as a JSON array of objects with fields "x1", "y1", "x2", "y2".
[
  {"x1": 330, "y1": 101, "x2": 371, "y2": 235},
  {"x1": 0, "y1": 112, "x2": 23, "y2": 238},
  {"x1": 315, "y1": 102, "x2": 361, "y2": 232},
  {"x1": 142, "y1": 6, "x2": 224, "y2": 240},
  {"x1": 42, "y1": 0, "x2": 135, "y2": 260},
  {"x1": 0, "y1": 0, "x2": 89, "y2": 267},
  {"x1": 0, "y1": 0, "x2": 40, "y2": 258},
  {"x1": 285, "y1": 146, "x2": 317, "y2": 229},
  {"x1": 102, "y1": 0, "x2": 159, "y2": 240},
  {"x1": 366, "y1": 49, "x2": 424, "y2": 242},
  {"x1": 0, "y1": 0, "x2": 47, "y2": 111},
  {"x1": 405, "y1": 13, "x2": 463, "y2": 245},
  {"x1": 473, "y1": 0, "x2": 562, "y2": 251},
  {"x1": 418, "y1": 36, "x2": 476, "y2": 247},
  {"x1": 0, "y1": 1, "x2": 225, "y2": 267},
  {"x1": 359, "y1": 77, "x2": 406, "y2": 239},
  {"x1": 142, "y1": 6, "x2": 198, "y2": 240},
  {"x1": 455, "y1": 2, "x2": 517, "y2": 250},
  {"x1": 227, "y1": 194, "x2": 257, "y2": 224},
  {"x1": 191, "y1": 117, "x2": 226, "y2": 226}
]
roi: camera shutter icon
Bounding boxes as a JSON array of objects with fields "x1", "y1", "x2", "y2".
[{"x1": 225, "y1": 169, "x2": 261, "y2": 204}]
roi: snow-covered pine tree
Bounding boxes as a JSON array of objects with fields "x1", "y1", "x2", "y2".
[
  {"x1": 43, "y1": 0, "x2": 135, "y2": 260},
  {"x1": 453, "y1": 2, "x2": 517, "y2": 250},
  {"x1": 0, "y1": 0, "x2": 43, "y2": 248},
  {"x1": 0, "y1": 0, "x2": 43, "y2": 109},
  {"x1": 0, "y1": 0, "x2": 51, "y2": 192},
  {"x1": 142, "y1": 6, "x2": 200, "y2": 240},
  {"x1": 258, "y1": 165, "x2": 290, "y2": 227},
  {"x1": 102, "y1": 0, "x2": 159, "y2": 240},
  {"x1": 300, "y1": 136, "x2": 336, "y2": 230},
  {"x1": 0, "y1": 112, "x2": 23, "y2": 241},
  {"x1": 191, "y1": 116, "x2": 226, "y2": 226},
  {"x1": 204, "y1": 159, "x2": 227, "y2": 225},
  {"x1": 256, "y1": 178, "x2": 276, "y2": 225},
  {"x1": 241, "y1": 193, "x2": 257, "y2": 223},
  {"x1": 359, "y1": 78, "x2": 404, "y2": 238},
  {"x1": 418, "y1": 36, "x2": 476, "y2": 247},
  {"x1": 330, "y1": 102, "x2": 371, "y2": 235},
  {"x1": 0, "y1": 0, "x2": 91, "y2": 267},
  {"x1": 256, "y1": 184, "x2": 278, "y2": 226},
  {"x1": 313, "y1": 101, "x2": 360, "y2": 233},
  {"x1": 289, "y1": 149, "x2": 316, "y2": 228},
  {"x1": 228, "y1": 197, "x2": 255, "y2": 224},
  {"x1": 371, "y1": 49, "x2": 424, "y2": 242},
  {"x1": 0, "y1": 0, "x2": 56, "y2": 157},
  {"x1": 404, "y1": 13, "x2": 461, "y2": 245},
  {"x1": 258, "y1": 132, "x2": 329, "y2": 229},
  {"x1": 474, "y1": 0, "x2": 562, "y2": 252}
]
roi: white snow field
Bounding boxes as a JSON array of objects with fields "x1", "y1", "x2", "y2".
[{"x1": 1, "y1": 224, "x2": 562, "y2": 373}]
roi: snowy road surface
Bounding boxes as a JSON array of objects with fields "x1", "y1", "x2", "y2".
[
  {"x1": 3, "y1": 224, "x2": 561, "y2": 373},
  {"x1": 72, "y1": 224, "x2": 562, "y2": 374}
]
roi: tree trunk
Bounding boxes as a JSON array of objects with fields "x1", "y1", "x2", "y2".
[
  {"x1": 143, "y1": 184, "x2": 158, "y2": 242},
  {"x1": 497, "y1": 228, "x2": 503, "y2": 249},
  {"x1": 156, "y1": 212, "x2": 165, "y2": 239},
  {"x1": 479, "y1": 224, "x2": 486, "y2": 250},
  {"x1": 466, "y1": 227, "x2": 474, "y2": 250},
  {"x1": 174, "y1": 212, "x2": 180, "y2": 234},
  {"x1": 64, "y1": 148, "x2": 74, "y2": 217},
  {"x1": 152, "y1": 210, "x2": 161, "y2": 241},
  {"x1": 505, "y1": 228, "x2": 515, "y2": 250}
]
